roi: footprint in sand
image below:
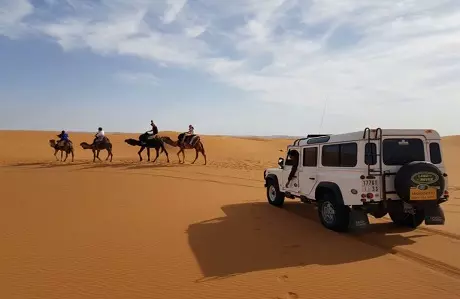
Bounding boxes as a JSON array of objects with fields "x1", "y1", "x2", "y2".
[
  {"x1": 277, "y1": 274, "x2": 288, "y2": 282},
  {"x1": 276, "y1": 292, "x2": 299, "y2": 299},
  {"x1": 286, "y1": 292, "x2": 299, "y2": 299}
]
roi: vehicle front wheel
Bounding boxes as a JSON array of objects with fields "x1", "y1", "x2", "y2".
[
  {"x1": 266, "y1": 179, "x2": 285, "y2": 207},
  {"x1": 318, "y1": 192, "x2": 350, "y2": 232}
]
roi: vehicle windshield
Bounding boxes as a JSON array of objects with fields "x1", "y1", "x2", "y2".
[{"x1": 383, "y1": 138, "x2": 425, "y2": 165}]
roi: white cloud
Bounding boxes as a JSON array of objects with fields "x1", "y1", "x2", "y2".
[
  {"x1": 0, "y1": 0, "x2": 33, "y2": 38},
  {"x1": 2, "y1": 0, "x2": 460, "y2": 133},
  {"x1": 115, "y1": 71, "x2": 160, "y2": 85},
  {"x1": 162, "y1": 0, "x2": 187, "y2": 24}
]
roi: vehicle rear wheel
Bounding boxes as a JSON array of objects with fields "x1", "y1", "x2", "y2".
[
  {"x1": 266, "y1": 179, "x2": 285, "y2": 207},
  {"x1": 318, "y1": 192, "x2": 350, "y2": 232}
]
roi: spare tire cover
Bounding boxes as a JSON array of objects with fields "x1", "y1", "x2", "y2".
[{"x1": 394, "y1": 161, "x2": 445, "y2": 201}]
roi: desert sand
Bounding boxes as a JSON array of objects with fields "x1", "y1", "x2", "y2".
[{"x1": 1, "y1": 130, "x2": 460, "y2": 299}]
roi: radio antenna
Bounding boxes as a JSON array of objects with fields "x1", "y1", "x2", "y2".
[{"x1": 318, "y1": 97, "x2": 329, "y2": 134}]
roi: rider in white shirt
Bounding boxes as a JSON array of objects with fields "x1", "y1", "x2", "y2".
[
  {"x1": 187, "y1": 125, "x2": 194, "y2": 135},
  {"x1": 94, "y1": 127, "x2": 105, "y2": 145}
]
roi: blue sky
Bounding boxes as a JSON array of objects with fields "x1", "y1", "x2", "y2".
[{"x1": 1, "y1": 0, "x2": 460, "y2": 136}]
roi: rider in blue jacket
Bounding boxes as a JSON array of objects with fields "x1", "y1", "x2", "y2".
[{"x1": 57, "y1": 130, "x2": 69, "y2": 146}]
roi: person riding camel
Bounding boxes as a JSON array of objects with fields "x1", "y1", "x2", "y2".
[
  {"x1": 57, "y1": 130, "x2": 70, "y2": 147},
  {"x1": 93, "y1": 127, "x2": 105, "y2": 146},
  {"x1": 181, "y1": 124, "x2": 195, "y2": 145},
  {"x1": 147, "y1": 120, "x2": 159, "y2": 136}
]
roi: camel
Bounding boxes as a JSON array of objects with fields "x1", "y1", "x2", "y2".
[
  {"x1": 80, "y1": 137, "x2": 113, "y2": 162},
  {"x1": 161, "y1": 133, "x2": 206, "y2": 164},
  {"x1": 125, "y1": 133, "x2": 170, "y2": 163},
  {"x1": 49, "y1": 139, "x2": 74, "y2": 162}
]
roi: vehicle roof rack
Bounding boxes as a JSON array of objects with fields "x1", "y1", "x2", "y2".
[
  {"x1": 307, "y1": 134, "x2": 331, "y2": 138},
  {"x1": 293, "y1": 134, "x2": 331, "y2": 146}
]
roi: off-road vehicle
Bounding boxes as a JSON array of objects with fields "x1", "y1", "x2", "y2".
[{"x1": 264, "y1": 128, "x2": 449, "y2": 232}]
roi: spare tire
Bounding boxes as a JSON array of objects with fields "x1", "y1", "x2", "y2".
[{"x1": 394, "y1": 161, "x2": 445, "y2": 201}]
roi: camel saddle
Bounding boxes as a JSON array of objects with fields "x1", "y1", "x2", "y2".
[
  {"x1": 178, "y1": 133, "x2": 199, "y2": 146},
  {"x1": 57, "y1": 140, "x2": 72, "y2": 147},
  {"x1": 139, "y1": 133, "x2": 159, "y2": 142}
]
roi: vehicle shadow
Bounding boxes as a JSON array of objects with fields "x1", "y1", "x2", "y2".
[{"x1": 187, "y1": 201, "x2": 429, "y2": 280}]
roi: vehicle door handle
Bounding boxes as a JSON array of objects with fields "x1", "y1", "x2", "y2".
[{"x1": 309, "y1": 177, "x2": 315, "y2": 180}]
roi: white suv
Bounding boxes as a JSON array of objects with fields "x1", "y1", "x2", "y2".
[{"x1": 264, "y1": 128, "x2": 449, "y2": 232}]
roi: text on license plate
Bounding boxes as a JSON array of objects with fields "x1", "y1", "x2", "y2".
[
  {"x1": 410, "y1": 188, "x2": 437, "y2": 200},
  {"x1": 362, "y1": 179, "x2": 379, "y2": 192}
]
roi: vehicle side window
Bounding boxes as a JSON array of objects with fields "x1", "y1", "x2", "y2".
[
  {"x1": 285, "y1": 149, "x2": 300, "y2": 166},
  {"x1": 303, "y1": 147, "x2": 318, "y2": 167},
  {"x1": 429, "y1": 143, "x2": 442, "y2": 164},
  {"x1": 365, "y1": 143, "x2": 377, "y2": 165},
  {"x1": 322, "y1": 145, "x2": 340, "y2": 166},
  {"x1": 322, "y1": 143, "x2": 357, "y2": 167}
]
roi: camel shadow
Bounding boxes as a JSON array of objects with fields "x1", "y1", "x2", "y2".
[
  {"x1": 125, "y1": 162, "x2": 190, "y2": 170},
  {"x1": 7, "y1": 161, "x2": 86, "y2": 168},
  {"x1": 187, "y1": 202, "x2": 428, "y2": 280}
]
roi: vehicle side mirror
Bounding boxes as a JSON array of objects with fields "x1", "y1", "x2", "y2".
[{"x1": 278, "y1": 157, "x2": 284, "y2": 169}]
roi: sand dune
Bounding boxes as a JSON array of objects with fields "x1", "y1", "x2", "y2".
[{"x1": 1, "y1": 130, "x2": 460, "y2": 299}]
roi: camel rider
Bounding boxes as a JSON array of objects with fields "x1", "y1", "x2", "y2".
[
  {"x1": 187, "y1": 124, "x2": 194, "y2": 135},
  {"x1": 93, "y1": 127, "x2": 105, "y2": 145},
  {"x1": 182, "y1": 124, "x2": 195, "y2": 145},
  {"x1": 57, "y1": 130, "x2": 69, "y2": 147},
  {"x1": 147, "y1": 120, "x2": 158, "y2": 136}
]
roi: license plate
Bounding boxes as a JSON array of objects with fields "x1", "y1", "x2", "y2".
[
  {"x1": 410, "y1": 187, "x2": 437, "y2": 200},
  {"x1": 362, "y1": 179, "x2": 379, "y2": 192}
]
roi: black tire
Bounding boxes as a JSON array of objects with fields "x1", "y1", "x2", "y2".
[
  {"x1": 394, "y1": 161, "x2": 445, "y2": 202},
  {"x1": 266, "y1": 179, "x2": 285, "y2": 207},
  {"x1": 388, "y1": 202, "x2": 425, "y2": 228},
  {"x1": 317, "y1": 192, "x2": 350, "y2": 232}
]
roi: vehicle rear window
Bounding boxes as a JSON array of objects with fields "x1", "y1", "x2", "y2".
[
  {"x1": 429, "y1": 143, "x2": 442, "y2": 164},
  {"x1": 383, "y1": 138, "x2": 424, "y2": 165},
  {"x1": 365, "y1": 143, "x2": 377, "y2": 165}
]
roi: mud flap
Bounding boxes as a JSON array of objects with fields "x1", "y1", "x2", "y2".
[
  {"x1": 424, "y1": 205, "x2": 445, "y2": 225},
  {"x1": 348, "y1": 209, "x2": 370, "y2": 230}
]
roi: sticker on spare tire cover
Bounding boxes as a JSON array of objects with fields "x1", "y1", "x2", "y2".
[{"x1": 410, "y1": 172, "x2": 439, "y2": 185}]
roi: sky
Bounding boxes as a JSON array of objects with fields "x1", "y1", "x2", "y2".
[{"x1": 1, "y1": 0, "x2": 460, "y2": 136}]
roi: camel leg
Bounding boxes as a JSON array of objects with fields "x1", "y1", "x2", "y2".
[
  {"x1": 202, "y1": 149, "x2": 207, "y2": 165},
  {"x1": 54, "y1": 149, "x2": 59, "y2": 161},
  {"x1": 71, "y1": 150, "x2": 74, "y2": 162},
  {"x1": 192, "y1": 148, "x2": 199, "y2": 164},
  {"x1": 152, "y1": 148, "x2": 159, "y2": 163},
  {"x1": 177, "y1": 149, "x2": 182, "y2": 163},
  {"x1": 147, "y1": 148, "x2": 151, "y2": 162},
  {"x1": 96, "y1": 150, "x2": 102, "y2": 161},
  {"x1": 104, "y1": 148, "x2": 112, "y2": 162},
  {"x1": 163, "y1": 148, "x2": 169, "y2": 163},
  {"x1": 92, "y1": 149, "x2": 96, "y2": 162},
  {"x1": 138, "y1": 147, "x2": 144, "y2": 161},
  {"x1": 60, "y1": 150, "x2": 63, "y2": 161},
  {"x1": 63, "y1": 151, "x2": 68, "y2": 162},
  {"x1": 182, "y1": 148, "x2": 185, "y2": 163}
]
